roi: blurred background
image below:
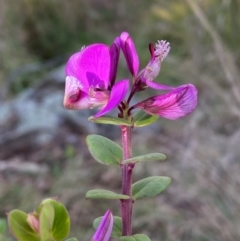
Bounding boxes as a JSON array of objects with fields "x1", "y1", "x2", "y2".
[{"x1": 0, "y1": 0, "x2": 240, "y2": 240}]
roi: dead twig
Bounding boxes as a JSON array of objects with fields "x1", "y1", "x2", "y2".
[{"x1": 186, "y1": 0, "x2": 240, "y2": 106}]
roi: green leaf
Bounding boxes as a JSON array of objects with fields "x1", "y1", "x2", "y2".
[
  {"x1": 120, "y1": 234, "x2": 151, "y2": 241},
  {"x1": 65, "y1": 238, "x2": 78, "y2": 241},
  {"x1": 36, "y1": 198, "x2": 70, "y2": 241},
  {"x1": 132, "y1": 109, "x2": 147, "y2": 121},
  {"x1": 122, "y1": 153, "x2": 166, "y2": 165},
  {"x1": 120, "y1": 237, "x2": 135, "y2": 241},
  {"x1": 132, "y1": 110, "x2": 158, "y2": 127},
  {"x1": 86, "y1": 189, "x2": 130, "y2": 200},
  {"x1": 132, "y1": 234, "x2": 151, "y2": 241},
  {"x1": 8, "y1": 210, "x2": 40, "y2": 241},
  {"x1": 86, "y1": 135, "x2": 122, "y2": 165},
  {"x1": 93, "y1": 216, "x2": 122, "y2": 238},
  {"x1": 39, "y1": 203, "x2": 54, "y2": 241},
  {"x1": 35, "y1": 198, "x2": 57, "y2": 214},
  {"x1": 132, "y1": 176, "x2": 171, "y2": 200},
  {"x1": 119, "y1": 234, "x2": 151, "y2": 241},
  {"x1": 89, "y1": 116, "x2": 131, "y2": 126},
  {"x1": 51, "y1": 200, "x2": 70, "y2": 241}
]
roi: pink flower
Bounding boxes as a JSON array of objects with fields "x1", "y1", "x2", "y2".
[
  {"x1": 64, "y1": 39, "x2": 129, "y2": 118},
  {"x1": 120, "y1": 32, "x2": 198, "y2": 119},
  {"x1": 133, "y1": 84, "x2": 198, "y2": 120},
  {"x1": 64, "y1": 32, "x2": 197, "y2": 120}
]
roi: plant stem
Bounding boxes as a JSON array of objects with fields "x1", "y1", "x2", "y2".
[{"x1": 121, "y1": 125, "x2": 134, "y2": 236}]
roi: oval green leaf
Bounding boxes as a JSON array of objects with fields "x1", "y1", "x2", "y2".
[
  {"x1": 132, "y1": 176, "x2": 171, "y2": 200},
  {"x1": 35, "y1": 198, "x2": 57, "y2": 214},
  {"x1": 36, "y1": 198, "x2": 70, "y2": 241},
  {"x1": 89, "y1": 116, "x2": 131, "y2": 126},
  {"x1": 120, "y1": 236, "x2": 135, "y2": 241},
  {"x1": 132, "y1": 110, "x2": 158, "y2": 127},
  {"x1": 39, "y1": 203, "x2": 54, "y2": 241},
  {"x1": 132, "y1": 234, "x2": 152, "y2": 241},
  {"x1": 86, "y1": 189, "x2": 130, "y2": 200},
  {"x1": 35, "y1": 198, "x2": 54, "y2": 214},
  {"x1": 93, "y1": 216, "x2": 122, "y2": 238},
  {"x1": 51, "y1": 200, "x2": 70, "y2": 241},
  {"x1": 8, "y1": 210, "x2": 40, "y2": 241},
  {"x1": 120, "y1": 234, "x2": 151, "y2": 241},
  {"x1": 86, "y1": 135, "x2": 122, "y2": 165},
  {"x1": 122, "y1": 153, "x2": 166, "y2": 165}
]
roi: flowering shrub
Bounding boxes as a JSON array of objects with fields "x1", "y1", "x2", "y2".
[{"x1": 8, "y1": 32, "x2": 197, "y2": 241}]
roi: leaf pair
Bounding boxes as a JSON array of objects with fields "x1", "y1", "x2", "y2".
[
  {"x1": 89, "y1": 109, "x2": 158, "y2": 128},
  {"x1": 86, "y1": 176, "x2": 171, "y2": 201},
  {"x1": 8, "y1": 198, "x2": 70, "y2": 241},
  {"x1": 86, "y1": 135, "x2": 166, "y2": 166}
]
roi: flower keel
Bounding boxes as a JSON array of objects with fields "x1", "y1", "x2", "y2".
[
  {"x1": 134, "y1": 84, "x2": 198, "y2": 120},
  {"x1": 90, "y1": 210, "x2": 114, "y2": 241}
]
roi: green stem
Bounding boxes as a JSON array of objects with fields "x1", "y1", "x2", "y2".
[{"x1": 121, "y1": 125, "x2": 134, "y2": 236}]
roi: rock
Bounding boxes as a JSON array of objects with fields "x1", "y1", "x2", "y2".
[{"x1": 0, "y1": 65, "x2": 119, "y2": 164}]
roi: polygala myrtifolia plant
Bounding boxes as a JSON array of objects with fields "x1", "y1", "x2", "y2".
[{"x1": 7, "y1": 32, "x2": 197, "y2": 241}]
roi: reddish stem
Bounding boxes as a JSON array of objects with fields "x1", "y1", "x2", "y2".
[{"x1": 121, "y1": 125, "x2": 134, "y2": 236}]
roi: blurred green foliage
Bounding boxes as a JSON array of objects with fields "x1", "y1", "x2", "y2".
[
  {"x1": 0, "y1": 218, "x2": 7, "y2": 234},
  {"x1": 0, "y1": 218, "x2": 13, "y2": 241}
]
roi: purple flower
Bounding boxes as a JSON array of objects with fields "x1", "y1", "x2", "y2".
[
  {"x1": 120, "y1": 32, "x2": 198, "y2": 119},
  {"x1": 139, "y1": 41, "x2": 171, "y2": 85},
  {"x1": 133, "y1": 84, "x2": 197, "y2": 120},
  {"x1": 64, "y1": 32, "x2": 197, "y2": 120},
  {"x1": 90, "y1": 210, "x2": 114, "y2": 241},
  {"x1": 64, "y1": 39, "x2": 129, "y2": 118}
]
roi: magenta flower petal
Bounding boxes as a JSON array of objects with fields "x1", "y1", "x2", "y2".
[
  {"x1": 63, "y1": 76, "x2": 109, "y2": 110},
  {"x1": 94, "y1": 79, "x2": 129, "y2": 117},
  {"x1": 90, "y1": 210, "x2": 114, "y2": 241},
  {"x1": 66, "y1": 44, "x2": 111, "y2": 90},
  {"x1": 109, "y1": 37, "x2": 120, "y2": 87},
  {"x1": 134, "y1": 84, "x2": 197, "y2": 120},
  {"x1": 120, "y1": 32, "x2": 139, "y2": 77},
  {"x1": 144, "y1": 79, "x2": 174, "y2": 90}
]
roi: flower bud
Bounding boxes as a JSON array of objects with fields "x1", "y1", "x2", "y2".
[
  {"x1": 27, "y1": 213, "x2": 39, "y2": 234},
  {"x1": 120, "y1": 32, "x2": 139, "y2": 77},
  {"x1": 90, "y1": 210, "x2": 114, "y2": 241},
  {"x1": 140, "y1": 41, "x2": 171, "y2": 81}
]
